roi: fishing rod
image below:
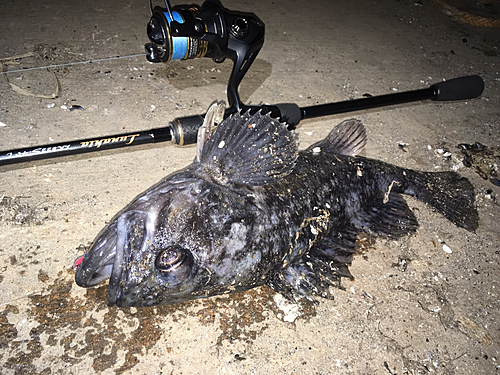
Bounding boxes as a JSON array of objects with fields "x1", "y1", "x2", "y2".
[
  {"x1": 0, "y1": 75, "x2": 484, "y2": 166},
  {"x1": 0, "y1": 0, "x2": 485, "y2": 166}
]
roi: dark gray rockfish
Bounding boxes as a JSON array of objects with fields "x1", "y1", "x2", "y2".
[{"x1": 75, "y1": 102, "x2": 479, "y2": 307}]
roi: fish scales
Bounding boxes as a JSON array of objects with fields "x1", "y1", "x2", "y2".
[{"x1": 75, "y1": 102, "x2": 478, "y2": 307}]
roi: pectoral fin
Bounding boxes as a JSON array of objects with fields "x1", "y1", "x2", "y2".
[{"x1": 267, "y1": 226, "x2": 359, "y2": 302}]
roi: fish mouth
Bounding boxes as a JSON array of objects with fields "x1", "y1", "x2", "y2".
[
  {"x1": 75, "y1": 210, "x2": 151, "y2": 306},
  {"x1": 75, "y1": 221, "x2": 119, "y2": 288}
]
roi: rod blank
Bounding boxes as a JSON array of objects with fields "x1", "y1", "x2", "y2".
[{"x1": 0, "y1": 128, "x2": 172, "y2": 166}]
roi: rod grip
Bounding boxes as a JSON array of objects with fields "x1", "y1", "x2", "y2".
[
  {"x1": 432, "y1": 75, "x2": 484, "y2": 101},
  {"x1": 273, "y1": 103, "x2": 302, "y2": 128}
]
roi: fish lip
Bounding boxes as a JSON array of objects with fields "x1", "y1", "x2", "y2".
[
  {"x1": 106, "y1": 215, "x2": 129, "y2": 306},
  {"x1": 75, "y1": 223, "x2": 117, "y2": 288},
  {"x1": 106, "y1": 251, "x2": 123, "y2": 306},
  {"x1": 106, "y1": 210, "x2": 152, "y2": 307},
  {"x1": 75, "y1": 206, "x2": 154, "y2": 306}
]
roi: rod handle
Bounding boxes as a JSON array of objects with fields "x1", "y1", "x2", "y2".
[{"x1": 432, "y1": 75, "x2": 484, "y2": 101}]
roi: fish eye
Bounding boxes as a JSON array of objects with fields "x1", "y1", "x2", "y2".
[{"x1": 155, "y1": 246, "x2": 186, "y2": 272}]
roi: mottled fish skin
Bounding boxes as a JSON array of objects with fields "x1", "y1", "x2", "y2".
[{"x1": 75, "y1": 104, "x2": 478, "y2": 307}]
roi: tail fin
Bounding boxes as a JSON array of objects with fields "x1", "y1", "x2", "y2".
[{"x1": 406, "y1": 171, "x2": 479, "y2": 231}]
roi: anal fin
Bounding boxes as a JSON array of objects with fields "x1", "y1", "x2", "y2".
[{"x1": 359, "y1": 190, "x2": 419, "y2": 239}]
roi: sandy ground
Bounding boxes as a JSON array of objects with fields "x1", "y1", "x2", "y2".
[{"x1": 1, "y1": 0, "x2": 499, "y2": 374}]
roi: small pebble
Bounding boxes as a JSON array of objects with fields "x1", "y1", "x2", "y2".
[
  {"x1": 443, "y1": 244, "x2": 452, "y2": 254},
  {"x1": 273, "y1": 293, "x2": 301, "y2": 322}
]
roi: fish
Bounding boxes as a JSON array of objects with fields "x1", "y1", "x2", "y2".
[{"x1": 75, "y1": 102, "x2": 479, "y2": 307}]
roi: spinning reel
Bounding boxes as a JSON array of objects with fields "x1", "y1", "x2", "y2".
[{"x1": 145, "y1": 0, "x2": 264, "y2": 112}]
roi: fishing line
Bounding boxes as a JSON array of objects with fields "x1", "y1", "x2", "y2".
[{"x1": 0, "y1": 53, "x2": 146, "y2": 75}]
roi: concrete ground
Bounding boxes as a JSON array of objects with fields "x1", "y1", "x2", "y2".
[{"x1": 1, "y1": 0, "x2": 499, "y2": 374}]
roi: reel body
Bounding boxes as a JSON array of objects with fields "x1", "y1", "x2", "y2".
[{"x1": 145, "y1": 0, "x2": 265, "y2": 112}]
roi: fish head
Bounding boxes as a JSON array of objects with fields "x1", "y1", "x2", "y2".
[
  {"x1": 75, "y1": 174, "x2": 265, "y2": 307},
  {"x1": 75, "y1": 108, "x2": 300, "y2": 307}
]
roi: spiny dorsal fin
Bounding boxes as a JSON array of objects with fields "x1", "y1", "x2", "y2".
[
  {"x1": 199, "y1": 110, "x2": 298, "y2": 186},
  {"x1": 306, "y1": 119, "x2": 367, "y2": 156}
]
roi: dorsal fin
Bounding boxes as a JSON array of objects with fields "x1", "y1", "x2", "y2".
[
  {"x1": 199, "y1": 110, "x2": 298, "y2": 186},
  {"x1": 306, "y1": 119, "x2": 367, "y2": 156}
]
